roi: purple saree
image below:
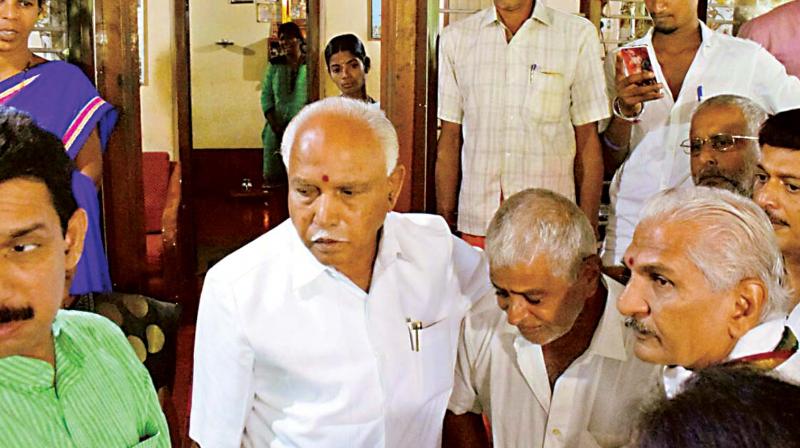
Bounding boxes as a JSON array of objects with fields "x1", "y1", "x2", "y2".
[{"x1": 0, "y1": 61, "x2": 118, "y2": 295}]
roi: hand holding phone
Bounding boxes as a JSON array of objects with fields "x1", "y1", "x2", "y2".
[{"x1": 620, "y1": 46, "x2": 657, "y2": 86}]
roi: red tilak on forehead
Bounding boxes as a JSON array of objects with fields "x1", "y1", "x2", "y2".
[
  {"x1": 322, "y1": 175, "x2": 329, "y2": 182},
  {"x1": 627, "y1": 257, "x2": 635, "y2": 267}
]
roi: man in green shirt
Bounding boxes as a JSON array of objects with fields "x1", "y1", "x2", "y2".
[{"x1": 0, "y1": 109, "x2": 170, "y2": 447}]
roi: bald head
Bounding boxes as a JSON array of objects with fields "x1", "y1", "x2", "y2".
[{"x1": 281, "y1": 97, "x2": 398, "y2": 175}]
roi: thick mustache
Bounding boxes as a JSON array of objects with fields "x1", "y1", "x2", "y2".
[
  {"x1": 0, "y1": 306, "x2": 34, "y2": 324},
  {"x1": 624, "y1": 317, "x2": 655, "y2": 336},
  {"x1": 765, "y1": 210, "x2": 789, "y2": 227}
]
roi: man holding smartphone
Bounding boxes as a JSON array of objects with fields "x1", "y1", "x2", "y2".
[{"x1": 599, "y1": 0, "x2": 800, "y2": 274}]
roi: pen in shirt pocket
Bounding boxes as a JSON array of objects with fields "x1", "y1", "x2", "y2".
[
  {"x1": 697, "y1": 85, "x2": 704, "y2": 102},
  {"x1": 529, "y1": 63, "x2": 538, "y2": 83}
]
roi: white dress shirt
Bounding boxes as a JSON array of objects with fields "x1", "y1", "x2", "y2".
[
  {"x1": 663, "y1": 316, "x2": 800, "y2": 398},
  {"x1": 438, "y1": 3, "x2": 609, "y2": 236},
  {"x1": 190, "y1": 212, "x2": 492, "y2": 448},
  {"x1": 601, "y1": 21, "x2": 800, "y2": 265},
  {"x1": 448, "y1": 276, "x2": 661, "y2": 447}
]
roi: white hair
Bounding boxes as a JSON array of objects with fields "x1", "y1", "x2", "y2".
[
  {"x1": 639, "y1": 186, "x2": 791, "y2": 322},
  {"x1": 280, "y1": 96, "x2": 398, "y2": 175},
  {"x1": 485, "y1": 189, "x2": 596, "y2": 280}
]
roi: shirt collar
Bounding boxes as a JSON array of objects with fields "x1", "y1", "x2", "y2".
[
  {"x1": 0, "y1": 311, "x2": 86, "y2": 391},
  {"x1": 482, "y1": 2, "x2": 551, "y2": 28},
  {"x1": 642, "y1": 19, "x2": 715, "y2": 49},
  {"x1": 582, "y1": 275, "x2": 628, "y2": 362},
  {"x1": 289, "y1": 213, "x2": 404, "y2": 297},
  {"x1": 726, "y1": 316, "x2": 787, "y2": 361}
]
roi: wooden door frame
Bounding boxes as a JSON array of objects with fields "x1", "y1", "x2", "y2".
[
  {"x1": 95, "y1": 0, "x2": 147, "y2": 293},
  {"x1": 381, "y1": 0, "x2": 438, "y2": 213}
]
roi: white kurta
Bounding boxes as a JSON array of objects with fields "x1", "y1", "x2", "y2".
[{"x1": 190, "y1": 212, "x2": 492, "y2": 448}]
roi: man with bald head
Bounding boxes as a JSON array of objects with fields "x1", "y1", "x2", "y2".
[{"x1": 190, "y1": 97, "x2": 492, "y2": 447}]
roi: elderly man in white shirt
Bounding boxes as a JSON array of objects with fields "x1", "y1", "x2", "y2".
[
  {"x1": 600, "y1": 0, "x2": 800, "y2": 269},
  {"x1": 436, "y1": 0, "x2": 609, "y2": 245},
  {"x1": 443, "y1": 189, "x2": 660, "y2": 447},
  {"x1": 619, "y1": 187, "x2": 800, "y2": 398},
  {"x1": 189, "y1": 97, "x2": 493, "y2": 448}
]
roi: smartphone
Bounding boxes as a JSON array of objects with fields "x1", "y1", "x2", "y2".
[{"x1": 620, "y1": 46, "x2": 656, "y2": 86}]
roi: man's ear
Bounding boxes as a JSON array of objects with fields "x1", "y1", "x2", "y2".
[
  {"x1": 578, "y1": 254, "x2": 601, "y2": 298},
  {"x1": 728, "y1": 278, "x2": 766, "y2": 339},
  {"x1": 64, "y1": 208, "x2": 88, "y2": 274},
  {"x1": 387, "y1": 164, "x2": 406, "y2": 209}
]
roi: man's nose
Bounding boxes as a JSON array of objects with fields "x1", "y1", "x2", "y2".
[
  {"x1": 505, "y1": 296, "x2": 528, "y2": 326},
  {"x1": 313, "y1": 193, "x2": 342, "y2": 227},
  {"x1": 753, "y1": 179, "x2": 778, "y2": 211},
  {"x1": 698, "y1": 148, "x2": 718, "y2": 167},
  {"x1": 617, "y1": 278, "x2": 650, "y2": 317}
]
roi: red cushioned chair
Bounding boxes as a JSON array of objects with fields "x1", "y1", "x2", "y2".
[{"x1": 142, "y1": 152, "x2": 182, "y2": 302}]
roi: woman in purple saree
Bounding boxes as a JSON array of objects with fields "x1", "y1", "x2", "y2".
[{"x1": 0, "y1": 0, "x2": 117, "y2": 296}]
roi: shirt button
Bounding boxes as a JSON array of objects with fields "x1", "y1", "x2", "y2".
[{"x1": 552, "y1": 428, "x2": 562, "y2": 437}]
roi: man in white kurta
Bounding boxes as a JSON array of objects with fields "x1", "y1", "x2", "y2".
[
  {"x1": 190, "y1": 98, "x2": 492, "y2": 447},
  {"x1": 444, "y1": 189, "x2": 660, "y2": 447}
]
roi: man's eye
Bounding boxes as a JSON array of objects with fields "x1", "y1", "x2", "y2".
[
  {"x1": 785, "y1": 182, "x2": 800, "y2": 193},
  {"x1": 12, "y1": 243, "x2": 38, "y2": 253},
  {"x1": 650, "y1": 273, "x2": 672, "y2": 287},
  {"x1": 754, "y1": 173, "x2": 768, "y2": 184}
]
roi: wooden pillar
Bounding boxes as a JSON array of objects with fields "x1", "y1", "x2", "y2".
[
  {"x1": 381, "y1": 0, "x2": 438, "y2": 212},
  {"x1": 95, "y1": 0, "x2": 147, "y2": 293}
]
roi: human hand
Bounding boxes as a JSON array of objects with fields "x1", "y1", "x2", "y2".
[{"x1": 614, "y1": 53, "x2": 664, "y2": 116}]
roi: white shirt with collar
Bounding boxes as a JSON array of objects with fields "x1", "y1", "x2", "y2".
[
  {"x1": 189, "y1": 212, "x2": 492, "y2": 448},
  {"x1": 448, "y1": 275, "x2": 661, "y2": 448},
  {"x1": 663, "y1": 316, "x2": 800, "y2": 398},
  {"x1": 601, "y1": 21, "x2": 800, "y2": 265},
  {"x1": 438, "y1": 3, "x2": 609, "y2": 236}
]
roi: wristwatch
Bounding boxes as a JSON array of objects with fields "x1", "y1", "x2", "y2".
[{"x1": 612, "y1": 97, "x2": 643, "y2": 122}]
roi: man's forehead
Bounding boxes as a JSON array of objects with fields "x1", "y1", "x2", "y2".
[
  {"x1": 761, "y1": 145, "x2": 800, "y2": 174},
  {"x1": 0, "y1": 178, "x2": 59, "y2": 235},
  {"x1": 289, "y1": 115, "x2": 386, "y2": 173},
  {"x1": 692, "y1": 106, "x2": 747, "y2": 134},
  {"x1": 628, "y1": 220, "x2": 694, "y2": 265}
]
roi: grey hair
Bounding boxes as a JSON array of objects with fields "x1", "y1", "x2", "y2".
[
  {"x1": 639, "y1": 186, "x2": 791, "y2": 322},
  {"x1": 694, "y1": 94, "x2": 768, "y2": 138},
  {"x1": 280, "y1": 96, "x2": 398, "y2": 175},
  {"x1": 485, "y1": 189, "x2": 596, "y2": 280}
]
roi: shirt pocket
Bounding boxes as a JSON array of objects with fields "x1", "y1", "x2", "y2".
[
  {"x1": 418, "y1": 319, "x2": 455, "y2": 396},
  {"x1": 526, "y1": 69, "x2": 568, "y2": 123}
]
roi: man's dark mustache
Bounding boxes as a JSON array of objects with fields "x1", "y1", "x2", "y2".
[
  {"x1": 624, "y1": 317, "x2": 655, "y2": 336},
  {"x1": 765, "y1": 209, "x2": 790, "y2": 227},
  {"x1": 0, "y1": 307, "x2": 34, "y2": 324}
]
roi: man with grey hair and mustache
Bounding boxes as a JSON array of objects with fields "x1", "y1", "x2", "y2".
[
  {"x1": 443, "y1": 189, "x2": 660, "y2": 448},
  {"x1": 190, "y1": 97, "x2": 493, "y2": 447},
  {"x1": 688, "y1": 94, "x2": 766, "y2": 196},
  {"x1": 619, "y1": 186, "x2": 800, "y2": 398}
]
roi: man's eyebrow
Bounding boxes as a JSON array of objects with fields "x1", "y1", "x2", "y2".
[
  {"x1": 490, "y1": 282, "x2": 545, "y2": 296},
  {"x1": 7, "y1": 223, "x2": 46, "y2": 239},
  {"x1": 639, "y1": 263, "x2": 676, "y2": 276}
]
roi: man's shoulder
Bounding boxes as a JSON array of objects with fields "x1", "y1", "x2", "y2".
[
  {"x1": 712, "y1": 29, "x2": 765, "y2": 54},
  {"x1": 546, "y1": 5, "x2": 598, "y2": 32},
  {"x1": 388, "y1": 212, "x2": 451, "y2": 238},
  {"x1": 56, "y1": 309, "x2": 127, "y2": 342},
  {"x1": 206, "y1": 220, "x2": 297, "y2": 283},
  {"x1": 441, "y1": 7, "x2": 490, "y2": 37}
]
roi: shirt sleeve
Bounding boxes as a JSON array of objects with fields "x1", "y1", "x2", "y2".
[
  {"x1": 569, "y1": 24, "x2": 611, "y2": 126},
  {"x1": 261, "y1": 63, "x2": 276, "y2": 117},
  {"x1": 598, "y1": 47, "x2": 619, "y2": 133},
  {"x1": 448, "y1": 319, "x2": 484, "y2": 415},
  {"x1": 136, "y1": 358, "x2": 172, "y2": 447},
  {"x1": 189, "y1": 274, "x2": 256, "y2": 448},
  {"x1": 437, "y1": 29, "x2": 464, "y2": 124},
  {"x1": 451, "y1": 235, "x2": 493, "y2": 306},
  {"x1": 750, "y1": 45, "x2": 800, "y2": 114}
]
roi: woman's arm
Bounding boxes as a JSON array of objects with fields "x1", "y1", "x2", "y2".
[{"x1": 74, "y1": 128, "x2": 103, "y2": 188}]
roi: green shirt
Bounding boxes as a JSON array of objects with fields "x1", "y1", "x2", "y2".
[
  {"x1": 0, "y1": 310, "x2": 170, "y2": 447},
  {"x1": 260, "y1": 58, "x2": 308, "y2": 178}
]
